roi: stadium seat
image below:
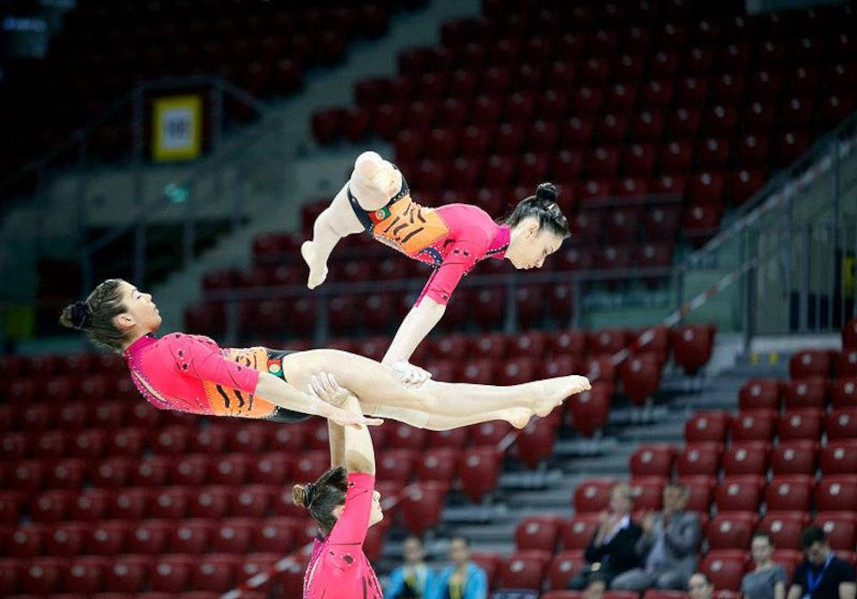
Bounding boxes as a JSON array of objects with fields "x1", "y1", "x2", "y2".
[
  {"x1": 459, "y1": 447, "x2": 501, "y2": 503},
  {"x1": 416, "y1": 448, "x2": 461, "y2": 483},
  {"x1": 385, "y1": 423, "x2": 427, "y2": 451},
  {"x1": 150, "y1": 555, "x2": 194, "y2": 593},
  {"x1": 376, "y1": 449, "x2": 416, "y2": 484},
  {"x1": 685, "y1": 411, "x2": 730, "y2": 444},
  {"x1": 821, "y1": 440, "x2": 857, "y2": 476},
  {"x1": 676, "y1": 443, "x2": 722, "y2": 477},
  {"x1": 778, "y1": 409, "x2": 823, "y2": 441},
  {"x1": 150, "y1": 487, "x2": 190, "y2": 520},
  {"x1": 6, "y1": 525, "x2": 47, "y2": 558},
  {"x1": 814, "y1": 513, "x2": 857, "y2": 552},
  {"x1": 31, "y1": 490, "x2": 72, "y2": 524},
  {"x1": 630, "y1": 444, "x2": 677, "y2": 478},
  {"x1": 20, "y1": 556, "x2": 66, "y2": 595},
  {"x1": 514, "y1": 515, "x2": 562, "y2": 552},
  {"x1": 671, "y1": 325, "x2": 716, "y2": 375},
  {"x1": 46, "y1": 523, "x2": 88, "y2": 557},
  {"x1": 738, "y1": 379, "x2": 782, "y2": 412},
  {"x1": 293, "y1": 451, "x2": 331, "y2": 483},
  {"x1": 255, "y1": 518, "x2": 297, "y2": 554},
  {"x1": 815, "y1": 475, "x2": 857, "y2": 512},
  {"x1": 470, "y1": 421, "x2": 513, "y2": 447},
  {"x1": 722, "y1": 442, "x2": 770, "y2": 476},
  {"x1": 789, "y1": 350, "x2": 832, "y2": 380},
  {"x1": 85, "y1": 521, "x2": 127, "y2": 555},
  {"x1": 498, "y1": 550, "x2": 551, "y2": 591},
  {"x1": 562, "y1": 514, "x2": 601, "y2": 551},
  {"x1": 765, "y1": 476, "x2": 815, "y2": 512},
  {"x1": 191, "y1": 554, "x2": 239, "y2": 593},
  {"x1": 516, "y1": 417, "x2": 558, "y2": 469},
  {"x1": 128, "y1": 456, "x2": 171, "y2": 488},
  {"x1": 619, "y1": 353, "x2": 662, "y2": 405},
  {"x1": 401, "y1": 482, "x2": 448, "y2": 537},
  {"x1": 102, "y1": 555, "x2": 150, "y2": 593},
  {"x1": 826, "y1": 409, "x2": 857, "y2": 440},
  {"x1": 770, "y1": 440, "x2": 818, "y2": 476},
  {"x1": 714, "y1": 476, "x2": 765, "y2": 513},
  {"x1": 630, "y1": 477, "x2": 666, "y2": 511},
  {"x1": 834, "y1": 350, "x2": 857, "y2": 378},
  {"x1": 706, "y1": 514, "x2": 757, "y2": 550},
  {"x1": 567, "y1": 383, "x2": 612, "y2": 437},
  {"x1": 699, "y1": 550, "x2": 748, "y2": 592},
  {"x1": 783, "y1": 378, "x2": 828, "y2": 411},
  {"x1": 831, "y1": 378, "x2": 857, "y2": 408},
  {"x1": 843, "y1": 318, "x2": 857, "y2": 348},
  {"x1": 547, "y1": 551, "x2": 587, "y2": 591},
  {"x1": 757, "y1": 512, "x2": 809, "y2": 551},
  {"x1": 573, "y1": 479, "x2": 618, "y2": 513},
  {"x1": 730, "y1": 410, "x2": 778, "y2": 443},
  {"x1": 63, "y1": 556, "x2": 108, "y2": 594}
]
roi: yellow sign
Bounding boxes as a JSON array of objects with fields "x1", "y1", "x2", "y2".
[
  {"x1": 152, "y1": 95, "x2": 202, "y2": 161},
  {"x1": 845, "y1": 256, "x2": 855, "y2": 298}
]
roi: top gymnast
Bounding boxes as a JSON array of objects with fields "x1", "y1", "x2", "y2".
[
  {"x1": 301, "y1": 151, "x2": 570, "y2": 384},
  {"x1": 60, "y1": 279, "x2": 590, "y2": 431}
]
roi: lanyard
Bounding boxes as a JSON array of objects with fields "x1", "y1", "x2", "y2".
[{"x1": 807, "y1": 555, "x2": 833, "y2": 593}]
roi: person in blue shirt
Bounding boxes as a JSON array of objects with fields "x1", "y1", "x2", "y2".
[
  {"x1": 431, "y1": 536, "x2": 488, "y2": 599},
  {"x1": 387, "y1": 536, "x2": 436, "y2": 599}
]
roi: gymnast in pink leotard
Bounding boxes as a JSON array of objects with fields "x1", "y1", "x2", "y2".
[
  {"x1": 293, "y1": 377, "x2": 383, "y2": 599},
  {"x1": 301, "y1": 151, "x2": 571, "y2": 383}
]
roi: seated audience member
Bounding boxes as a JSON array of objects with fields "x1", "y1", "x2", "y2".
[
  {"x1": 568, "y1": 483, "x2": 643, "y2": 589},
  {"x1": 689, "y1": 572, "x2": 714, "y2": 599},
  {"x1": 611, "y1": 482, "x2": 700, "y2": 591},
  {"x1": 787, "y1": 526, "x2": 856, "y2": 599},
  {"x1": 387, "y1": 535, "x2": 436, "y2": 598},
  {"x1": 431, "y1": 536, "x2": 488, "y2": 599},
  {"x1": 742, "y1": 531, "x2": 787, "y2": 599}
]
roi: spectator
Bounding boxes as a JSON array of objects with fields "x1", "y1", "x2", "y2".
[
  {"x1": 387, "y1": 536, "x2": 436, "y2": 598},
  {"x1": 611, "y1": 482, "x2": 700, "y2": 591},
  {"x1": 568, "y1": 483, "x2": 643, "y2": 589},
  {"x1": 689, "y1": 572, "x2": 713, "y2": 599},
  {"x1": 741, "y1": 531, "x2": 786, "y2": 599},
  {"x1": 787, "y1": 526, "x2": 856, "y2": 599},
  {"x1": 431, "y1": 536, "x2": 488, "y2": 599},
  {"x1": 584, "y1": 574, "x2": 607, "y2": 599}
]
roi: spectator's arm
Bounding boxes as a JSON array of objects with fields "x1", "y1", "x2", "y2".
[{"x1": 663, "y1": 514, "x2": 701, "y2": 557}]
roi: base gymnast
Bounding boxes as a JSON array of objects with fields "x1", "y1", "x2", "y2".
[
  {"x1": 301, "y1": 151, "x2": 570, "y2": 383},
  {"x1": 60, "y1": 279, "x2": 591, "y2": 430}
]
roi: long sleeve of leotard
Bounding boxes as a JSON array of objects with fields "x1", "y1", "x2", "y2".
[
  {"x1": 327, "y1": 472, "x2": 375, "y2": 547},
  {"x1": 416, "y1": 229, "x2": 489, "y2": 306},
  {"x1": 161, "y1": 333, "x2": 260, "y2": 395}
]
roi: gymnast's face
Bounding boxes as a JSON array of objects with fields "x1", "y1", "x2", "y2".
[
  {"x1": 115, "y1": 281, "x2": 162, "y2": 334},
  {"x1": 507, "y1": 218, "x2": 564, "y2": 270}
]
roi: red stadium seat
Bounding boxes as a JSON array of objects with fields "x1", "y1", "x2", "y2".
[
  {"x1": 103, "y1": 555, "x2": 150, "y2": 593},
  {"x1": 766, "y1": 476, "x2": 815, "y2": 512},
  {"x1": 7, "y1": 524, "x2": 47, "y2": 558},
  {"x1": 618, "y1": 353, "x2": 662, "y2": 406},
  {"x1": 821, "y1": 440, "x2": 857, "y2": 476},
  {"x1": 0, "y1": 558, "x2": 24, "y2": 595},
  {"x1": 770, "y1": 440, "x2": 818, "y2": 476},
  {"x1": 170, "y1": 520, "x2": 214, "y2": 555},
  {"x1": 707, "y1": 514, "x2": 757, "y2": 551},
  {"x1": 815, "y1": 476, "x2": 857, "y2": 512},
  {"x1": 722, "y1": 442, "x2": 770, "y2": 477},
  {"x1": 33, "y1": 430, "x2": 67, "y2": 459},
  {"x1": 676, "y1": 443, "x2": 722, "y2": 477},
  {"x1": 758, "y1": 513, "x2": 810, "y2": 551},
  {"x1": 516, "y1": 416, "x2": 558, "y2": 469},
  {"x1": 515, "y1": 515, "x2": 562, "y2": 552},
  {"x1": 106, "y1": 488, "x2": 151, "y2": 521},
  {"x1": 151, "y1": 555, "x2": 194, "y2": 593},
  {"x1": 738, "y1": 379, "x2": 782, "y2": 412},
  {"x1": 31, "y1": 490, "x2": 72, "y2": 524},
  {"x1": 498, "y1": 550, "x2": 551, "y2": 591},
  {"x1": 46, "y1": 458, "x2": 87, "y2": 490},
  {"x1": 714, "y1": 476, "x2": 765, "y2": 513},
  {"x1": 630, "y1": 477, "x2": 666, "y2": 511},
  {"x1": 20, "y1": 556, "x2": 66, "y2": 595},
  {"x1": 671, "y1": 325, "x2": 716, "y2": 375},
  {"x1": 106, "y1": 428, "x2": 147, "y2": 457},
  {"x1": 376, "y1": 449, "x2": 416, "y2": 484},
  {"x1": 128, "y1": 456, "x2": 171, "y2": 488},
  {"x1": 255, "y1": 518, "x2": 296, "y2": 554},
  {"x1": 826, "y1": 409, "x2": 857, "y2": 440},
  {"x1": 150, "y1": 487, "x2": 191, "y2": 521},
  {"x1": 169, "y1": 455, "x2": 210, "y2": 487},
  {"x1": 843, "y1": 318, "x2": 857, "y2": 348},
  {"x1": 459, "y1": 447, "x2": 502, "y2": 503},
  {"x1": 835, "y1": 351, "x2": 857, "y2": 378},
  {"x1": 699, "y1": 551, "x2": 748, "y2": 591},
  {"x1": 676, "y1": 475, "x2": 715, "y2": 514},
  {"x1": 814, "y1": 513, "x2": 857, "y2": 551},
  {"x1": 730, "y1": 410, "x2": 778, "y2": 443},
  {"x1": 685, "y1": 411, "x2": 730, "y2": 444},
  {"x1": 573, "y1": 479, "x2": 618, "y2": 514},
  {"x1": 69, "y1": 488, "x2": 110, "y2": 523},
  {"x1": 470, "y1": 421, "x2": 513, "y2": 447},
  {"x1": 191, "y1": 554, "x2": 239, "y2": 593},
  {"x1": 63, "y1": 556, "x2": 107, "y2": 594},
  {"x1": 630, "y1": 445, "x2": 677, "y2": 478},
  {"x1": 778, "y1": 409, "x2": 823, "y2": 441},
  {"x1": 568, "y1": 383, "x2": 612, "y2": 437},
  {"x1": 401, "y1": 481, "x2": 448, "y2": 537},
  {"x1": 416, "y1": 448, "x2": 461, "y2": 483},
  {"x1": 209, "y1": 454, "x2": 249, "y2": 486},
  {"x1": 547, "y1": 551, "x2": 587, "y2": 591},
  {"x1": 150, "y1": 426, "x2": 189, "y2": 455},
  {"x1": 85, "y1": 521, "x2": 127, "y2": 555},
  {"x1": 292, "y1": 451, "x2": 331, "y2": 483},
  {"x1": 562, "y1": 514, "x2": 600, "y2": 551},
  {"x1": 783, "y1": 379, "x2": 828, "y2": 411}
]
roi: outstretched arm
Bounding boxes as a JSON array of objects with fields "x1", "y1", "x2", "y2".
[
  {"x1": 309, "y1": 373, "x2": 375, "y2": 474},
  {"x1": 382, "y1": 297, "x2": 446, "y2": 365}
]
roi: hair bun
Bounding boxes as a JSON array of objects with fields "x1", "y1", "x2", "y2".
[
  {"x1": 292, "y1": 484, "x2": 307, "y2": 507},
  {"x1": 70, "y1": 301, "x2": 90, "y2": 330},
  {"x1": 535, "y1": 182, "x2": 558, "y2": 202}
]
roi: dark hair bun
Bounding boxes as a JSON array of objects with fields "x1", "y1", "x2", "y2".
[
  {"x1": 292, "y1": 484, "x2": 307, "y2": 507},
  {"x1": 59, "y1": 301, "x2": 90, "y2": 330},
  {"x1": 535, "y1": 182, "x2": 558, "y2": 202}
]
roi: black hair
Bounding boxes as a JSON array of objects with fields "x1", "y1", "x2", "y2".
[
  {"x1": 504, "y1": 182, "x2": 571, "y2": 238},
  {"x1": 59, "y1": 279, "x2": 130, "y2": 353},
  {"x1": 752, "y1": 530, "x2": 774, "y2": 545},
  {"x1": 801, "y1": 525, "x2": 827, "y2": 549},
  {"x1": 292, "y1": 466, "x2": 349, "y2": 536}
]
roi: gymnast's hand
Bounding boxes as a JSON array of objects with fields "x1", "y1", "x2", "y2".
[
  {"x1": 308, "y1": 373, "x2": 383, "y2": 429},
  {"x1": 389, "y1": 361, "x2": 432, "y2": 388},
  {"x1": 308, "y1": 372, "x2": 350, "y2": 407}
]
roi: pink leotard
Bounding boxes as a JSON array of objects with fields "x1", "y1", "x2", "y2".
[
  {"x1": 303, "y1": 472, "x2": 382, "y2": 599},
  {"x1": 124, "y1": 333, "x2": 287, "y2": 419}
]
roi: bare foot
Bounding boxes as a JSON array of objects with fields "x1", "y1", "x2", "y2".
[
  {"x1": 506, "y1": 407, "x2": 533, "y2": 429},
  {"x1": 301, "y1": 241, "x2": 328, "y2": 289},
  {"x1": 533, "y1": 375, "x2": 591, "y2": 417}
]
